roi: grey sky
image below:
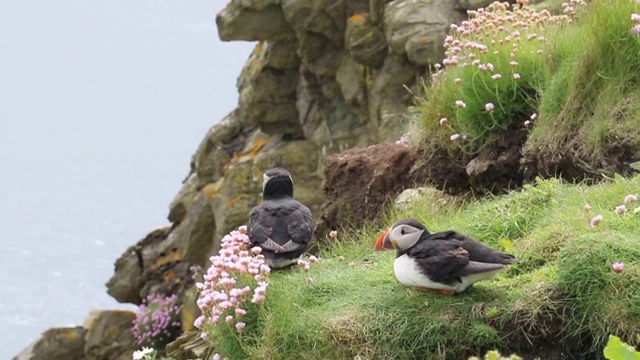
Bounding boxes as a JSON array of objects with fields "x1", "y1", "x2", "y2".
[{"x1": 1, "y1": 1, "x2": 254, "y2": 357}]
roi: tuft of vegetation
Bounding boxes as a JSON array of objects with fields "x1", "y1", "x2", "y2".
[
  {"x1": 525, "y1": 0, "x2": 640, "y2": 173},
  {"x1": 415, "y1": 0, "x2": 640, "y2": 178},
  {"x1": 416, "y1": 0, "x2": 576, "y2": 155},
  {"x1": 202, "y1": 175, "x2": 640, "y2": 359}
]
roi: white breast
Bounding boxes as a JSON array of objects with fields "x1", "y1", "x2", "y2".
[{"x1": 393, "y1": 254, "x2": 505, "y2": 293}]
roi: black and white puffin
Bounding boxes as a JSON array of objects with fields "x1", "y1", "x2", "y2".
[
  {"x1": 247, "y1": 168, "x2": 314, "y2": 269},
  {"x1": 374, "y1": 218, "x2": 518, "y2": 295}
]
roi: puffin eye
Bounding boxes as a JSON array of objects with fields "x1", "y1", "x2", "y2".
[{"x1": 400, "y1": 228, "x2": 406, "y2": 235}]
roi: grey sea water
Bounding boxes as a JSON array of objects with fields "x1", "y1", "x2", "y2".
[{"x1": 0, "y1": 1, "x2": 254, "y2": 358}]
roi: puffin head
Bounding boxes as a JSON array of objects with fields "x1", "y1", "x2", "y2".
[
  {"x1": 374, "y1": 218, "x2": 427, "y2": 251},
  {"x1": 262, "y1": 167, "x2": 294, "y2": 199}
]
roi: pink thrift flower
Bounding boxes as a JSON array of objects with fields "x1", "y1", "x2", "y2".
[
  {"x1": 530, "y1": 113, "x2": 537, "y2": 120},
  {"x1": 238, "y1": 225, "x2": 248, "y2": 234},
  {"x1": 624, "y1": 194, "x2": 637, "y2": 203},
  {"x1": 455, "y1": 100, "x2": 466, "y2": 108},
  {"x1": 485, "y1": 103, "x2": 495, "y2": 112},
  {"x1": 524, "y1": 120, "x2": 531, "y2": 127},
  {"x1": 252, "y1": 294, "x2": 265, "y2": 304},
  {"x1": 632, "y1": 13, "x2": 640, "y2": 22},
  {"x1": 491, "y1": 74, "x2": 502, "y2": 80},
  {"x1": 309, "y1": 255, "x2": 319, "y2": 263},
  {"x1": 329, "y1": 230, "x2": 338, "y2": 238},
  {"x1": 225, "y1": 315, "x2": 234, "y2": 324},
  {"x1": 235, "y1": 308, "x2": 247, "y2": 316},
  {"x1": 633, "y1": 25, "x2": 640, "y2": 37},
  {"x1": 338, "y1": 256, "x2": 345, "y2": 261},
  {"x1": 513, "y1": 73, "x2": 521, "y2": 80},
  {"x1": 194, "y1": 316, "x2": 205, "y2": 329},
  {"x1": 306, "y1": 277, "x2": 314, "y2": 284},
  {"x1": 612, "y1": 262, "x2": 624, "y2": 273},
  {"x1": 615, "y1": 205, "x2": 626, "y2": 215},
  {"x1": 583, "y1": 204, "x2": 592, "y2": 211},
  {"x1": 454, "y1": 78, "x2": 461, "y2": 85},
  {"x1": 236, "y1": 322, "x2": 246, "y2": 332},
  {"x1": 439, "y1": 117, "x2": 448, "y2": 126},
  {"x1": 213, "y1": 354, "x2": 222, "y2": 360},
  {"x1": 509, "y1": 61, "x2": 518, "y2": 67},
  {"x1": 200, "y1": 332, "x2": 209, "y2": 340},
  {"x1": 395, "y1": 134, "x2": 410, "y2": 146},
  {"x1": 450, "y1": 134, "x2": 461, "y2": 141},
  {"x1": 250, "y1": 246, "x2": 262, "y2": 255},
  {"x1": 589, "y1": 215, "x2": 603, "y2": 227}
]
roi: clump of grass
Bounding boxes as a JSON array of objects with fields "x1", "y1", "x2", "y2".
[
  {"x1": 556, "y1": 232, "x2": 640, "y2": 352},
  {"x1": 417, "y1": 1, "x2": 578, "y2": 155},
  {"x1": 204, "y1": 175, "x2": 640, "y2": 359},
  {"x1": 525, "y1": 0, "x2": 640, "y2": 173}
]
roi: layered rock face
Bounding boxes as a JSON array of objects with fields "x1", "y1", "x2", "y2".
[{"x1": 164, "y1": 0, "x2": 472, "y2": 257}]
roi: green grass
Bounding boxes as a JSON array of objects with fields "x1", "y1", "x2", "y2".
[
  {"x1": 415, "y1": 2, "x2": 560, "y2": 155},
  {"x1": 525, "y1": 0, "x2": 640, "y2": 171},
  {"x1": 206, "y1": 175, "x2": 640, "y2": 359},
  {"x1": 414, "y1": 0, "x2": 640, "y2": 177}
]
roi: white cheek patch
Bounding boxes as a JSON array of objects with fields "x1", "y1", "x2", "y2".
[
  {"x1": 391, "y1": 226, "x2": 422, "y2": 250},
  {"x1": 262, "y1": 174, "x2": 272, "y2": 192}
]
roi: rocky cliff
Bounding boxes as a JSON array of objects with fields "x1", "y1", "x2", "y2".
[
  {"x1": 107, "y1": 0, "x2": 500, "y2": 309},
  {"x1": 14, "y1": 0, "x2": 503, "y2": 358}
]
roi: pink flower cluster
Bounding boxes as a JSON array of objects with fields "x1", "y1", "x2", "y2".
[
  {"x1": 587, "y1": 194, "x2": 639, "y2": 227},
  {"x1": 194, "y1": 227, "x2": 271, "y2": 337},
  {"x1": 432, "y1": 1, "x2": 587, "y2": 138},
  {"x1": 437, "y1": 1, "x2": 573, "y2": 80},
  {"x1": 631, "y1": 12, "x2": 640, "y2": 37},
  {"x1": 132, "y1": 293, "x2": 182, "y2": 348}
]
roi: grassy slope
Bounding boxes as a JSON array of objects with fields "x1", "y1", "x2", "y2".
[
  {"x1": 209, "y1": 176, "x2": 640, "y2": 359},
  {"x1": 414, "y1": 0, "x2": 640, "y2": 175}
]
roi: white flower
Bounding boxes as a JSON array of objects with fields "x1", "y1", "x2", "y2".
[
  {"x1": 133, "y1": 347, "x2": 154, "y2": 360},
  {"x1": 589, "y1": 215, "x2": 603, "y2": 227}
]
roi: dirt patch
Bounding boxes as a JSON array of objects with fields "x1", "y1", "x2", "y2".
[
  {"x1": 413, "y1": 127, "x2": 529, "y2": 195},
  {"x1": 315, "y1": 143, "x2": 418, "y2": 240}
]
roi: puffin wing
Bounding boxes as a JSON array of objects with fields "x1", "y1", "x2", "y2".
[
  {"x1": 247, "y1": 200, "x2": 313, "y2": 253},
  {"x1": 428, "y1": 230, "x2": 518, "y2": 264},
  {"x1": 247, "y1": 204, "x2": 275, "y2": 246},
  {"x1": 286, "y1": 202, "x2": 314, "y2": 246},
  {"x1": 407, "y1": 239, "x2": 470, "y2": 284},
  {"x1": 451, "y1": 261, "x2": 506, "y2": 277}
]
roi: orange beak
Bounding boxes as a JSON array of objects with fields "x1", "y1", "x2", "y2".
[{"x1": 374, "y1": 229, "x2": 390, "y2": 251}]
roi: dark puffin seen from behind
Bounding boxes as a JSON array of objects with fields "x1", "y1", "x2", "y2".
[
  {"x1": 247, "y1": 167, "x2": 314, "y2": 269},
  {"x1": 374, "y1": 218, "x2": 518, "y2": 295}
]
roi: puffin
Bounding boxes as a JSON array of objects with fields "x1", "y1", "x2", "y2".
[
  {"x1": 374, "y1": 218, "x2": 518, "y2": 295},
  {"x1": 247, "y1": 167, "x2": 314, "y2": 269}
]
